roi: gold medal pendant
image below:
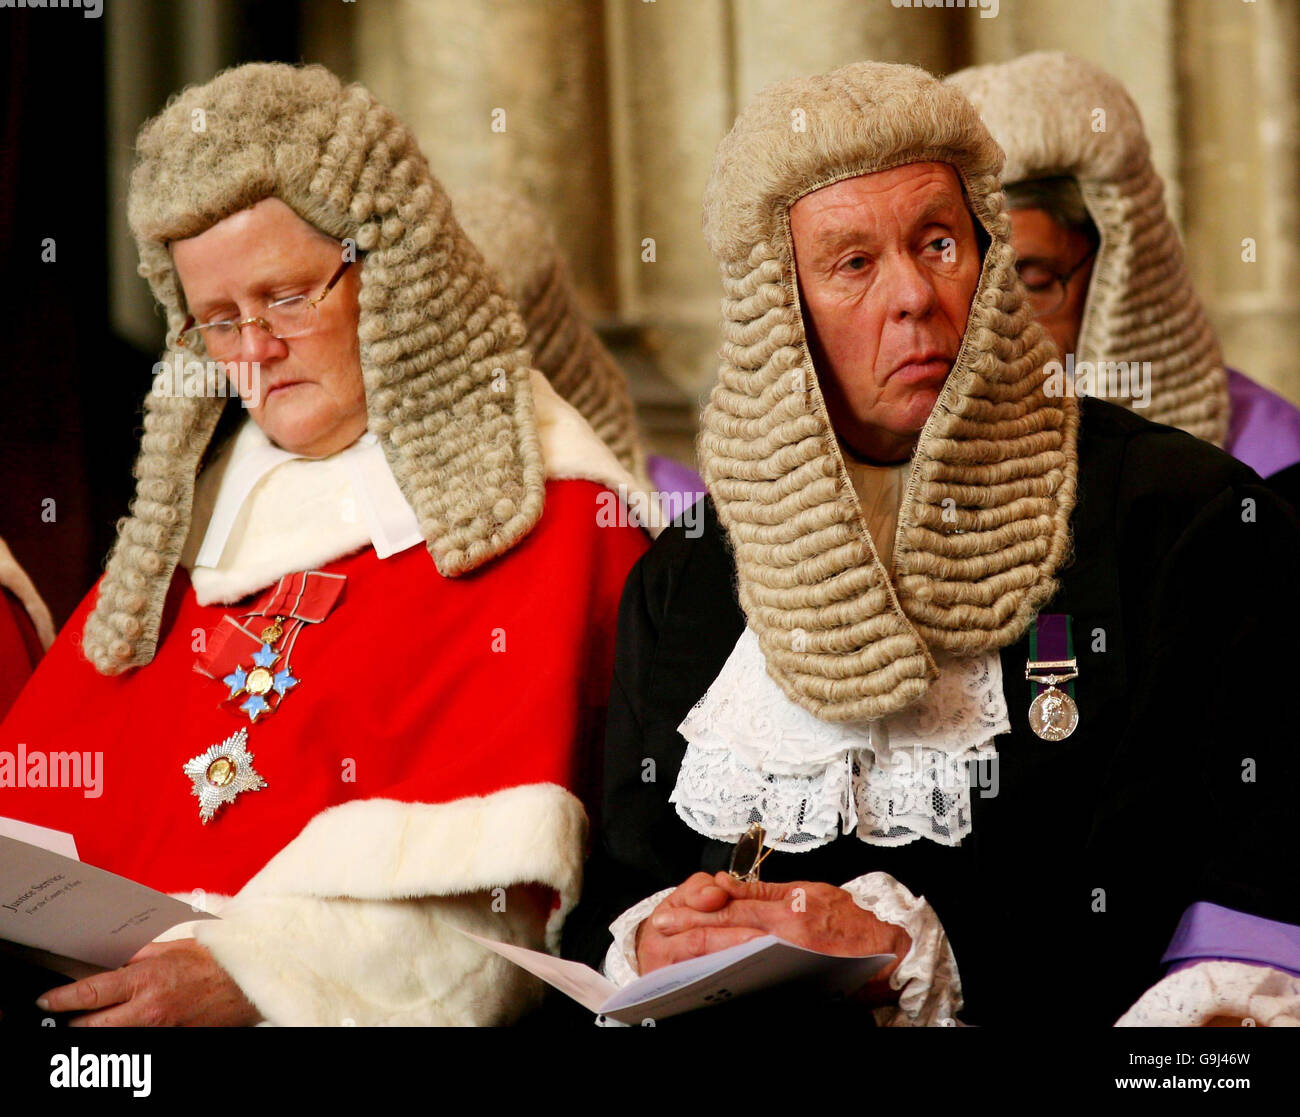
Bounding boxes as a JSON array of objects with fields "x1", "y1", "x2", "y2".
[
  {"x1": 222, "y1": 617, "x2": 299, "y2": 724},
  {"x1": 183, "y1": 728, "x2": 267, "y2": 824},
  {"x1": 1027, "y1": 685, "x2": 1079, "y2": 741}
]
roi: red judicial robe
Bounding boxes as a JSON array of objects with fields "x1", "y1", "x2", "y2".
[{"x1": 0, "y1": 477, "x2": 648, "y2": 1024}]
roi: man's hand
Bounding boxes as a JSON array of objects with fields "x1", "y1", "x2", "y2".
[
  {"x1": 636, "y1": 872, "x2": 911, "y2": 1005},
  {"x1": 36, "y1": 939, "x2": 262, "y2": 1027},
  {"x1": 635, "y1": 871, "x2": 766, "y2": 974}
]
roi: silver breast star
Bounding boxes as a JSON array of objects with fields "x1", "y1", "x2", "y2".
[{"x1": 182, "y1": 728, "x2": 267, "y2": 824}]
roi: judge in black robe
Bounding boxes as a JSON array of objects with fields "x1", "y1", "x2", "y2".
[{"x1": 564, "y1": 399, "x2": 1300, "y2": 1026}]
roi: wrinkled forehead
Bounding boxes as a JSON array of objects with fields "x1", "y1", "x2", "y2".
[
  {"x1": 785, "y1": 162, "x2": 983, "y2": 263},
  {"x1": 789, "y1": 162, "x2": 971, "y2": 228},
  {"x1": 167, "y1": 198, "x2": 344, "y2": 306}
]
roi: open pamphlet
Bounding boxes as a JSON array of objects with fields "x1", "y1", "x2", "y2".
[
  {"x1": 461, "y1": 928, "x2": 894, "y2": 1024},
  {"x1": 0, "y1": 820, "x2": 216, "y2": 979}
]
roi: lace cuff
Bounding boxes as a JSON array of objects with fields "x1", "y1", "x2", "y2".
[
  {"x1": 840, "y1": 872, "x2": 964, "y2": 1027},
  {"x1": 599, "y1": 876, "x2": 962, "y2": 1028},
  {"x1": 1114, "y1": 961, "x2": 1300, "y2": 1027},
  {"x1": 602, "y1": 887, "x2": 676, "y2": 987}
]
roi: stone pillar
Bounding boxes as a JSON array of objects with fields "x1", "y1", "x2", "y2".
[
  {"x1": 1180, "y1": 0, "x2": 1300, "y2": 402},
  {"x1": 967, "y1": 0, "x2": 1180, "y2": 221},
  {"x1": 603, "y1": 0, "x2": 732, "y2": 407},
  {"x1": 732, "y1": 0, "x2": 957, "y2": 106},
  {"x1": 106, "y1": 0, "x2": 235, "y2": 349},
  {"x1": 356, "y1": 0, "x2": 617, "y2": 315}
]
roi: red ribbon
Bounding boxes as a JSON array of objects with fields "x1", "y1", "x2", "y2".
[{"x1": 194, "y1": 572, "x2": 346, "y2": 681}]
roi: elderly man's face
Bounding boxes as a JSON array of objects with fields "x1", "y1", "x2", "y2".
[
  {"x1": 789, "y1": 163, "x2": 981, "y2": 462},
  {"x1": 171, "y1": 197, "x2": 367, "y2": 458}
]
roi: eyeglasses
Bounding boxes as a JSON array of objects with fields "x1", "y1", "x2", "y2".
[
  {"x1": 1015, "y1": 246, "x2": 1096, "y2": 317},
  {"x1": 728, "y1": 823, "x2": 782, "y2": 883},
  {"x1": 177, "y1": 257, "x2": 354, "y2": 359}
]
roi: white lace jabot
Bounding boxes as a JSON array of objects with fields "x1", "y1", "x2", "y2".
[{"x1": 672, "y1": 628, "x2": 1009, "y2": 849}]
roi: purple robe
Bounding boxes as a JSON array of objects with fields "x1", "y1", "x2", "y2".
[
  {"x1": 647, "y1": 453, "x2": 706, "y2": 524},
  {"x1": 1225, "y1": 368, "x2": 1300, "y2": 478}
]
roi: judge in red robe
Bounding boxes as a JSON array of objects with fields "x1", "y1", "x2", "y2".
[{"x1": 0, "y1": 62, "x2": 650, "y2": 1026}]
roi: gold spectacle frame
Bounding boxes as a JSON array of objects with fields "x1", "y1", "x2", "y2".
[
  {"x1": 728, "y1": 822, "x2": 784, "y2": 883},
  {"x1": 177, "y1": 257, "x2": 354, "y2": 357}
]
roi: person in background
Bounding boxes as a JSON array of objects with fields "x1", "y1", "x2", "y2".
[
  {"x1": 948, "y1": 51, "x2": 1300, "y2": 479},
  {"x1": 0, "y1": 537, "x2": 54, "y2": 718},
  {"x1": 456, "y1": 187, "x2": 707, "y2": 524}
]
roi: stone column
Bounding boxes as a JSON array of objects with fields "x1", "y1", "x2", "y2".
[
  {"x1": 1180, "y1": 0, "x2": 1300, "y2": 401},
  {"x1": 732, "y1": 0, "x2": 957, "y2": 106},
  {"x1": 356, "y1": 0, "x2": 617, "y2": 315},
  {"x1": 603, "y1": 0, "x2": 732, "y2": 409},
  {"x1": 967, "y1": 0, "x2": 1181, "y2": 221}
]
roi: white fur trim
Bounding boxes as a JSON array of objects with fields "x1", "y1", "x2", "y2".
[
  {"x1": 152, "y1": 786, "x2": 587, "y2": 1025},
  {"x1": 236, "y1": 784, "x2": 587, "y2": 940},
  {"x1": 196, "y1": 889, "x2": 552, "y2": 1026},
  {"x1": 177, "y1": 785, "x2": 586, "y2": 1026}
]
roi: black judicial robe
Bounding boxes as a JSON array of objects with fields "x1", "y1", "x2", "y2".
[{"x1": 562, "y1": 398, "x2": 1300, "y2": 1028}]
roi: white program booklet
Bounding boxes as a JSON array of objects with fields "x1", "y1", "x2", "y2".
[
  {"x1": 0, "y1": 829, "x2": 216, "y2": 975},
  {"x1": 461, "y1": 929, "x2": 894, "y2": 1024}
]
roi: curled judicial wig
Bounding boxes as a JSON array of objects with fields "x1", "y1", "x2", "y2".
[
  {"x1": 84, "y1": 63, "x2": 547, "y2": 675},
  {"x1": 947, "y1": 51, "x2": 1228, "y2": 446},
  {"x1": 699, "y1": 61, "x2": 1078, "y2": 724},
  {"x1": 455, "y1": 187, "x2": 649, "y2": 485}
]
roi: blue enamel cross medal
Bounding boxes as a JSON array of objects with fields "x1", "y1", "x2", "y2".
[
  {"x1": 221, "y1": 617, "x2": 299, "y2": 723},
  {"x1": 187, "y1": 571, "x2": 347, "y2": 824}
]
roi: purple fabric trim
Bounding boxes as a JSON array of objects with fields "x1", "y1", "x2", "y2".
[
  {"x1": 1030, "y1": 613, "x2": 1070, "y2": 700},
  {"x1": 647, "y1": 454, "x2": 706, "y2": 523},
  {"x1": 1224, "y1": 368, "x2": 1300, "y2": 478},
  {"x1": 1165, "y1": 957, "x2": 1300, "y2": 978},
  {"x1": 1035, "y1": 613, "x2": 1069, "y2": 661},
  {"x1": 1162, "y1": 901, "x2": 1300, "y2": 979}
]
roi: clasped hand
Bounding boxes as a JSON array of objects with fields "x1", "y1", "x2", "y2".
[{"x1": 635, "y1": 871, "x2": 910, "y2": 1006}]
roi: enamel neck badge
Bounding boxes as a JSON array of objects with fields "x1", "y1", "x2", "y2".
[{"x1": 185, "y1": 571, "x2": 346, "y2": 823}]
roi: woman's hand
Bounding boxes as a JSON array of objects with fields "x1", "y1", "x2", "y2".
[{"x1": 36, "y1": 939, "x2": 262, "y2": 1027}]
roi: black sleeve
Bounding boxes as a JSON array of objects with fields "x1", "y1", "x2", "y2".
[
  {"x1": 561, "y1": 515, "x2": 738, "y2": 970},
  {"x1": 1088, "y1": 466, "x2": 1300, "y2": 988},
  {"x1": 1165, "y1": 482, "x2": 1300, "y2": 923},
  {"x1": 561, "y1": 554, "x2": 670, "y2": 970}
]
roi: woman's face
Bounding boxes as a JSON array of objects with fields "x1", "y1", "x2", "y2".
[{"x1": 171, "y1": 197, "x2": 367, "y2": 458}]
